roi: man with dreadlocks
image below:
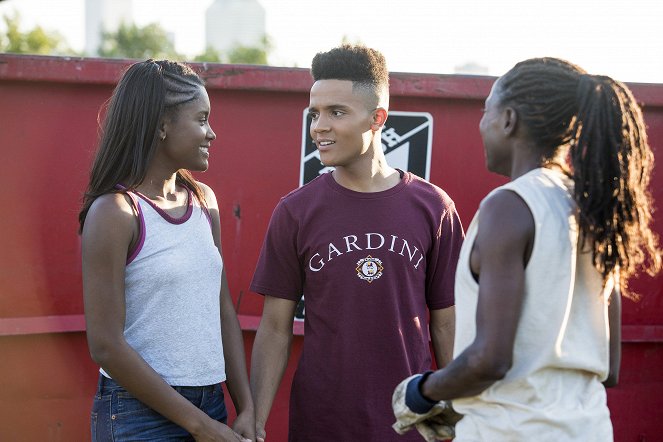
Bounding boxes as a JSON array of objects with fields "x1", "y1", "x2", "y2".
[{"x1": 393, "y1": 57, "x2": 661, "y2": 441}]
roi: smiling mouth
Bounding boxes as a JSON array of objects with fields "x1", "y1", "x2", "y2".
[{"x1": 318, "y1": 141, "x2": 335, "y2": 147}]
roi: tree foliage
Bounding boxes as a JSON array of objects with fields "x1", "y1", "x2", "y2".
[
  {"x1": 0, "y1": 14, "x2": 274, "y2": 66},
  {"x1": 194, "y1": 35, "x2": 272, "y2": 65},
  {"x1": 227, "y1": 35, "x2": 272, "y2": 65},
  {"x1": 193, "y1": 45, "x2": 222, "y2": 63},
  {"x1": 98, "y1": 22, "x2": 182, "y2": 60},
  {"x1": 0, "y1": 12, "x2": 73, "y2": 55},
  {"x1": 227, "y1": 45, "x2": 267, "y2": 65}
]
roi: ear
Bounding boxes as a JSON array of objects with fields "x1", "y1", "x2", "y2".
[
  {"x1": 158, "y1": 120, "x2": 167, "y2": 142},
  {"x1": 502, "y1": 107, "x2": 518, "y2": 137},
  {"x1": 371, "y1": 108, "x2": 388, "y2": 131}
]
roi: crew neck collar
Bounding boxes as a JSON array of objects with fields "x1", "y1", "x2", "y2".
[{"x1": 323, "y1": 169, "x2": 411, "y2": 199}]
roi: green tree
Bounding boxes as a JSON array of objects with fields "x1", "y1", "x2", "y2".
[
  {"x1": 226, "y1": 35, "x2": 272, "y2": 65},
  {"x1": 98, "y1": 22, "x2": 181, "y2": 60},
  {"x1": 193, "y1": 45, "x2": 222, "y2": 63},
  {"x1": 0, "y1": 12, "x2": 73, "y2": 55}
]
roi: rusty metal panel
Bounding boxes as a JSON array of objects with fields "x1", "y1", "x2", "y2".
[{"x1": 1, "y1": 54, "x2": 662, "y2": 441}]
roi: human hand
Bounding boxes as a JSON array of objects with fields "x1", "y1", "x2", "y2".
[
  {"x1": 413, "y1": 409, "x2": 462, "y2": 442},
  {"x1": 192, "y1": 419, "x2": 251, "y2": 442},
  {"x1": 392, "y1": 374, "x2": 459, "y2": 440},
  {"x1": 232, "y1": 410, "x2": 256, "y2": 441},
  {"x1": 255, "y1": 422, "x2": 266, "y2": 442}
]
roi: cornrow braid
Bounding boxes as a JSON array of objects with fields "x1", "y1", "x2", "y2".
[
  {"x1": 499, "y1": 57, "x2": 661, "y2": 297},
  {"x1": 79, "y1": 59, "x2": 207, "y2": 232},
  {"x1": 157, "y1": 60, "x2": 204, "y2": 108}
]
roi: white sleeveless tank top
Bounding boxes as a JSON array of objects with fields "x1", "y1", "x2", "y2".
[
  {"x1": 452, "y1": 168, "x2": 613, "y2": 441},
  {"x1": 100, "y1": 187, "x2": 226, "y2": 386}
]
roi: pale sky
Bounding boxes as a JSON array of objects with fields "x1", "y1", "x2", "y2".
[{"x1": 1, "y1": 0, "x2": 661, "y2": 83}]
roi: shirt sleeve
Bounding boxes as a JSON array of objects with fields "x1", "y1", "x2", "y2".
[
  {"x1": 425, "y1": 201, "x2": 464, "y2": 310},
  {"x1": 250, "y1": 198, "x2": 304, "y2": 301}
]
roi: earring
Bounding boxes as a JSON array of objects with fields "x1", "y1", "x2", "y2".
[{"x1": 160, "y1": 135, "x2": 166, "y2": 141}]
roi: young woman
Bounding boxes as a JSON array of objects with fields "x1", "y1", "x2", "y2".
[
  {"x1": 394, "y1": 58, "x2": 661, "y2": 441},
  {"x1": 79, "y1": 59, "x2": 254, "y2": 442}
]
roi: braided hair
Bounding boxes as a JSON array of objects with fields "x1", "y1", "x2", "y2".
[
  {"x1": 497, "y1": 57, "x2": 661, "y2": 296},
  {"x1": 79, "y1": 59, "x2": 207, "y2": 232}
]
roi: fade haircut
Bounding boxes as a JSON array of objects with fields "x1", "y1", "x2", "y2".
[
  {"x1": 311, "y1": 44, "x2": 389, "y2": 109},
  {"x1": 497, "y1": 57, "x2": 661, "y2": 297}
]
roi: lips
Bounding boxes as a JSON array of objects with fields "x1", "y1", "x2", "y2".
[{"x1": 317, "y1": 140, "x2": 335, "y2": 150}]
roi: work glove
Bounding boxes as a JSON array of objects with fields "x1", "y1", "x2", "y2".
[
  {"x1": 392, "y1": 373, "x2": 461, "y2": 442},
  {"x1": 412, "y1": 413, "x2": 460, "y2": 442}
]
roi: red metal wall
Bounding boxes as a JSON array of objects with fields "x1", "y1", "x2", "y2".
[{"x1": 1, "y1": 54, "x2": 661, "y2": 442}]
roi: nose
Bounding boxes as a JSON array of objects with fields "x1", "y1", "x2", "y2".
[
  {"x1": 207, "y1": 125, "x2": 216, "y2": 141},
  {"x1": 311, "y1": 115, "x2": 329, "y2": 134}
]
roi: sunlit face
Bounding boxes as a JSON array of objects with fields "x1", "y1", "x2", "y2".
[
  {"x1": 159, "y1": 85, "x2": 216, "y2": 172},
  {"x1": 479, "y1": 79, "x2": 510, "y2": 175},
  {"x1": 308, "y1": 79, "x2": 376, "y2": 169}
]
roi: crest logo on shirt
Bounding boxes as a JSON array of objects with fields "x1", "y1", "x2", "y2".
[
  {"x1": 356, "y1": 255, "x2": 384, "y2": 283},
  {"x1": 299, "y1": 110, "x2": 433, "y2": 185}
]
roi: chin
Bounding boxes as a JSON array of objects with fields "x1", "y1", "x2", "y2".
[
  {"x1": 319, "y1": 154, "x2": 338, "y2": 167},
  {"x1": 486, "y1": 162, "x2": 509, "y2": 177},
  {"x1": 191, "y1": 162, "x2": 209, "y2": 172},
  {"x1": 484, "y1": 155, "x2": 499, "y2": 173}
]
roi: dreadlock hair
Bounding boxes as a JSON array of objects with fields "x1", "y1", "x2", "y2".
[
  {"x1": 78, "y1": 59, "x2": 207, "y2": 232},
  {"x1": 497, "y1": 57, "x2": 661, "y2": 297},
  {"x1": 311, "y1": 44, "x2": 389, "y2": 109}
]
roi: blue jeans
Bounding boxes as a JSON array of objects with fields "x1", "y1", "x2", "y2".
[{"x1": 91, "y1": 374, "x2": 228, "y2": 441}]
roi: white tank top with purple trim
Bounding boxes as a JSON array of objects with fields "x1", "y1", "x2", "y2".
[{"x1": 100, "y1": 187, "x2": 226, "y2": 386}]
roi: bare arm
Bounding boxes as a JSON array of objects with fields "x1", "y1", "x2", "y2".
[
  {"x1": 603, "y1": 286, "x2": 621, "y2": 388},
  {"x1": 202, "y1": 183, "x2": 255, "y2": 440},
  {"x1": 430, "y1": 306, "x2": 455, "y2": 368},
  {"x1": 82, "y1": 194, "x2": 241, "y2": 442},
  {"x1": 220, "y1": 268, "x2": 256, "y2": 439},
  {"x1": 250, "y1": 296, "x2": 297, "y2": 442},
  {"x1": 421, "y1": 190, "x2": 534, "y2": 401}
]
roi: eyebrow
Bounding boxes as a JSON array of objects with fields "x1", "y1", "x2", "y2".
[{"x1": 308, "y1": 103, "x2": 351, "y2": 112}]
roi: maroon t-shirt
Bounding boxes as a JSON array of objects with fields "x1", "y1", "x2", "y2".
[{"x1": 251, "y1": 171, "x2": 464, "y2": 441}]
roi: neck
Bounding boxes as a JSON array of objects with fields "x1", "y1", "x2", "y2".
[
  {"x1": 508, "y1": 142, "x2": 568, "y2": 180},
  {"x1": 136, "y1": 171, "x2": 179, "y2": 199},
  {"x1": 333, "y1": 146, "x2": 400, "y2": 192}
]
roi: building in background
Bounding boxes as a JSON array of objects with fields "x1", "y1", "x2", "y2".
[
  {"x1": 85, "y1": 0, "x2": 132, "y2": 56},
  {"x1": 206, "y1": 0, "x2": 265, "y2": 54},
  {"x1": 454, "y1": 61, "x2": 490, "y2": 76}
]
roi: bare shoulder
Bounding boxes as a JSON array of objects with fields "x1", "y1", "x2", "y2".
[
  {"x1": 196, "y1": 182, "x2": 221, "y2": 246},
  {"x1": 196, "y1": 181, "x2": 218, "y2": 209},
  {"x1": 477, "y1": 190, "x2": 535, "y2": 252},
  {"x1": 83, "y1": 192, "x2": 137, "y2": 241},
  {"x1": 87, "y1": 193, "x2": 134, "y2": 221},
  {"x1": 478, "y1": 189, "x2": 534, "y2": 240}
]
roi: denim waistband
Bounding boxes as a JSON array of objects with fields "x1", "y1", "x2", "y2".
[{"x1": 97, "y1": 374, "x2": 220, "y2": 394}]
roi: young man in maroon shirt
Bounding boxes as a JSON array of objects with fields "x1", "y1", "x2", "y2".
[{"x1": 250, "y1": 44, "x2": 464, "y2": 442}]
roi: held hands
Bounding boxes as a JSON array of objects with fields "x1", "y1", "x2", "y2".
[
  {"x1": 192, "y1": 419, "x2": 252, "y2": 442},
  {"x1": 392, "y1": 373, "x2": 461, "y2": 442},
  {"x1": 232, "y1": 410, "x2": 256, "y2": 442},
  {"x1": 255, "y1": 421, "x2": 266, "y2": 442}
]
